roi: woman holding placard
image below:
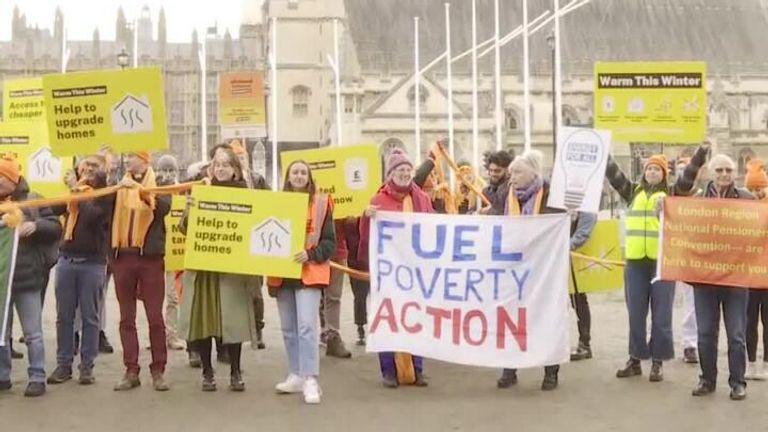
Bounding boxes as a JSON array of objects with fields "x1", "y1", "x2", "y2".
[
  {"x1": 178, "y1": 147, "x2": 257, "y2": 393},
  {"x1": 489, "y1": 150, "x2": 565, "y2": 391},
  {"x1": 606, "y1": 153, "x2": 673, "y2": 382},
  {"x1": 359, "y1": 149, "x2": 434, "y2": 389},
  {"x1": 268, "y1": 160, "x2": 336, "y2": 405}
]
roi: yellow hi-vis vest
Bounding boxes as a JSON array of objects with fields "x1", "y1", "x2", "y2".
[{"x1": 625, "y1": 186, "x2": 666, "y2": 260}]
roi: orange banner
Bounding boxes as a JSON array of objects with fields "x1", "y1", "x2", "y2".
[{"x1": 661, "y1": 197, "x2": 768, "y2": 288}]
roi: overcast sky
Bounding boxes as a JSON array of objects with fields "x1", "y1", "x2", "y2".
[{"x1": 0, "y1": 0, "x2": 264, "y2": 42}]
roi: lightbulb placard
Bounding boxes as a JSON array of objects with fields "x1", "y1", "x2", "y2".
[{"x1": 548, "y1": 127, "x2": 610, "y2": 214}]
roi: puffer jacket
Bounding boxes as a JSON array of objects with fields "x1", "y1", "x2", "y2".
[{"x1": 7, "y1": 178, "x2": 63, "y2": 293}]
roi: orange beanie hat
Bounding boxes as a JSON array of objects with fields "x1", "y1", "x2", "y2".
[
  {"x1": 0, "y1": 154, "x2": 21, "y2": 185},
  {"x1": 132, "y1": 151, "x2": 151, "y2": 163},
  {"x1": 644, "y1": 154, "x2": 669, "y2": 180},
  {"x1": 745, "y1": 159, "x2": 768, "y2": 191}
]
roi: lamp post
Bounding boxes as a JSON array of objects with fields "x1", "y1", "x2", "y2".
[
  {"x1": 546, "y1": 31, "x2": 557, "y2": 161},
  {"x1": 117, "y1": 48, "x2": 130, "y2": 70}
]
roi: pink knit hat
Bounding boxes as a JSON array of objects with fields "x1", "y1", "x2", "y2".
[{"x1": 386, "y1": 148, "x2": 413, "y2": 177}]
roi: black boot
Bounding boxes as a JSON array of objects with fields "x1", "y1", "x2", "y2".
[
  {"x1": 254, "y1": 296, "x2": 266, "y2": 350},
  {"x1": 227, "y1": 343, "x2": 244, "y2": 391},
  {"x1": 10, "y1": 340, "x2": 23, "y2": 360},
  {"x1": 356, "y1": 325, "x2": 366, "y2": 346},
  {"x1": 616, "y1": 358, "x2": 642, "y2": 378},
  {"x1": 649, "y1": 360, "x2": 663, "y2": 382},
  {"x1": 497, "y1": 369, "x2": 518, "y2": 388},
  {"x1": 255, "y1": 322, "x2": 266, "y2": 350},
  {"x1": 570, "y1": 343, "x2": 592, "y2": 361},
  {"x1": 98, "y1": 331, "x2": 114, "y2": 354},
  {"x1": 201, "y1": 369, "x2": 216, "y2": 392},
  {"x1": 541, "y1": 366, "x2": 559, "y2": 391}
]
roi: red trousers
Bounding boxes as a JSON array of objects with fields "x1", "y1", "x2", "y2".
[{"x1": 111, "y1": 254, "x2": 167, "y2": 375}]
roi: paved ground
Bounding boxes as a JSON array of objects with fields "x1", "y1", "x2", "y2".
[{"x1": 1, "y1": 283, "x2": 766, "y2": 432}]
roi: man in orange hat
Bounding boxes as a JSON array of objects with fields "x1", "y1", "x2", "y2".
[
  {"x1": 111, "y1": 151, "x2": 172, "y2": 392},
  {"x1": 0, "y1": 155, "x2": 63, "y2": 397}
]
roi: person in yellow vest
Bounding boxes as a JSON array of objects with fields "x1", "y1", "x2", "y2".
[
  {"x1": 488, "y1": 150, "x2": 564, "y2": 391},
  {"x1": 269, "y1": 160, "x2": 336, "y2": 405},
  {"x1": 177, "y1": 147, "x2": 257, "y2": 392},
  {"x1": 605, "y1": 153, "x2": 677, "y2": 382},
  {"x1": 359, "y1": 149, "x2": 434, "y2": 388}
]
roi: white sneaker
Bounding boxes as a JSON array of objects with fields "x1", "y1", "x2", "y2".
[
  {"x1": 275, "y1": 374, "x2": 305, "y2": 394},
  {"x1": 746, "y1": 362, "x2": 758, "y2": 380},
  {"x1": 303, "y1": 377, "x2": 322, "y2": 404}
]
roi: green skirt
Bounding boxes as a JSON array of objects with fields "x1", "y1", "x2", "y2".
[{"x1": 187, "y1": 272, "x2": 223, "y2": 341}]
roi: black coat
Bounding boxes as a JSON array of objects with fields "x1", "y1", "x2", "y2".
[{"x1": 9, "y1": 178, "x2": 63, "y2": 293}]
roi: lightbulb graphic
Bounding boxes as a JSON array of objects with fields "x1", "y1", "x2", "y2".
[{"x1": 561, "y1": 129, "x2": 606, "y2": 210}]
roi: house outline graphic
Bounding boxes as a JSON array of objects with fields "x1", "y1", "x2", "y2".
[
  {"x1": 111, "y1": 93, "x2": 153, "y2": 134},
  {"x1": 250, "y1": 217, "x2": 292, "y2": 257},
  {"x1": 28, "y1": 146, "x2": 61, "y2": 181}
]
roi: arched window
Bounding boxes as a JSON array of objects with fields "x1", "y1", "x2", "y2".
[
  {"x1": 251, "y1": 140, "x2": 267, "y2": 178},
  {"x1": 291, "y1": 85, "x2": 310, "y2": 117},
  {"x1": 562, "y1": 106, "x2": 580, "y2": 126},
  {"x1": 407, "y1": 84, "x2": 429, "y2": 111},
  {"x1": 504, "y1": 108, "x2": 518, "y2": 130}
]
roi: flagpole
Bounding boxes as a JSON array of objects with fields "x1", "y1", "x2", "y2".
[
  {"x1": 523, "y1": 0, "x2": 532, "y2": 152},
  {"x1": 199, "y1": 32, "x2": 207, "y2": 162},
  {"x1": 493, "y1": 0, "x2": 503, "y2": 151},
  {"x1": 270, "y1": 17, "x2": 279, "y2": 191},
  {"x1": 133, "y1": 18, "x2": 139, "y2": 68},
  {"x1": 554, "y1": 0, "x2": 563, "y2": 154},
  {"x1": 60, "y1": 22, "x2": 69, "y2": 73},
  {"x1": 333, "y1": 18, "x2": 342, "y2": 147},
  {"x1": 471, "y1": 0, "x2": 480, "y2": 180},
  {"x1": 414, "y1": 17, "x2": 422, "y2": 165},
  {"x1": 445, "y1": 2, "x2": 455, "y2": 189}
]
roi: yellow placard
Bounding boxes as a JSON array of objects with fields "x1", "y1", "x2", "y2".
[
  {"x1": 594, "y1": 61, "x2": 707, "y2": 144},
  {"x1": 3, "y1": 77, "x2": 45, "y2": 123},
  {"x1": 281, "y1": 144, "x2": 381, "y2": 219},
  {"x1": 183, "y1": 186, "x2": 307, "y2": 278},
  {"x1": 569, "y1": 219, "x2": 624, "y2": 294},
  {"x1": 0, "y1": 121, "x2": 71, "y2": 198},
  {"x1": 164, "y1": 195, "x2": 187, "y2": 271},
  {"x1": 42, "y1": 67, "x2": 168, "y2": 156},
  {"x1": 218, "y1": 71, "x2": 266, "y2": 139}
]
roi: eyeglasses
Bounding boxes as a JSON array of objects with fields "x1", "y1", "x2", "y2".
[{"x1": 714, "y1": 167, "x2": 733, "y2": 174}]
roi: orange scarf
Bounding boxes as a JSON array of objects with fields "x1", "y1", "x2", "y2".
[
  {"x1": 64, "y1": 181, "x2": 94, "y2": 241},
  {"x1": 506, "y1": 186, "x2": 544, "y2": 216},
  {"x1": 111, "y1": 168, "x2": 158, "y2": 249},
  {"x1": 393, "y1": 194, "x2": 417, "y2": 385}
]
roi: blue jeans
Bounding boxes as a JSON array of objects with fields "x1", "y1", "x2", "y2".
[
  {"x1": 55, "y1": 258, "x2": 106, "y2": 371},
  {"x1": 0, "y1": 290, "x2": 45, "y2": 383},
  {"x1": 277, "y1": 287, "x2": 321, "y2": 377},
  {"x1": 693, "y1": 284, "x2": 748, "y2": 389},
  {"x1": 624, "y1": 259, "x2": 675, "y2": 360}
]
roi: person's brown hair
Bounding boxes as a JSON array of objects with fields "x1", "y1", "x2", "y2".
[
  {"x1": 283, "y1": 160, "x2": 316, "y2": 195},
  {"x1": 211, "y1": 147, "x2": 244, "y2": 181}
]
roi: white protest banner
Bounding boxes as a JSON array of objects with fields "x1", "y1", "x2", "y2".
[
  {"x1": 367, "y1": 212, "x2": 571, "y2": 369},
  {"x1": 548, "y1": 127, "x2": 611, "y2": 213}
]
